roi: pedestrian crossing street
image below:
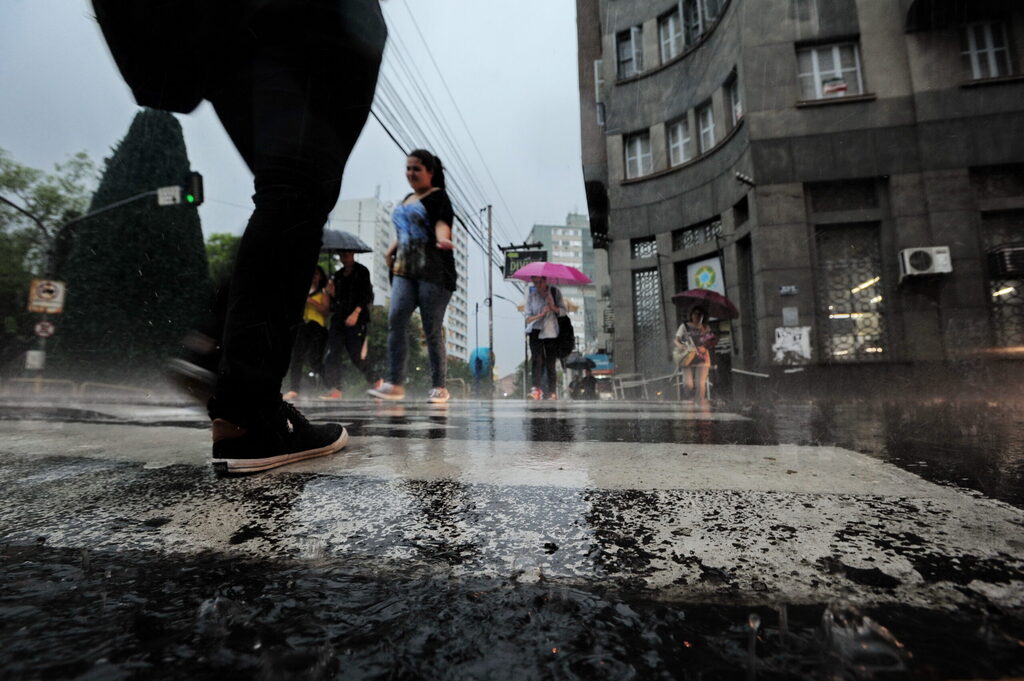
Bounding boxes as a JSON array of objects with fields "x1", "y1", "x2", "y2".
[{"x1": 1, "y1": 398, "x2": 1022, "y2": 611}]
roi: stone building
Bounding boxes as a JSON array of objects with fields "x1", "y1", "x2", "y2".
[{"x1": 576, "y1": 0, "x2": 1024, "y2": 394}]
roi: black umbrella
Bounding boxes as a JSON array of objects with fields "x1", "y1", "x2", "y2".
[
  {"x1": 321, "y1": 229, "x2": 372, "y2": 253},
  {"x1": 565, "y1": 352, "x2": 596, "y2": 370}
]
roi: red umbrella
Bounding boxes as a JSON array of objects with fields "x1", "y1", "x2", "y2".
[
  {"x1": 672, "y1": 289, "x2": 739, "y2": 320},
  {"x1": 511, "y1": 261, "x2": 592, "y2": 285}
]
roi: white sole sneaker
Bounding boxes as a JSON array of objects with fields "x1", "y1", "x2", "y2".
[{"x1": 212, "y1": 428, "x2": 349, "y2": 475}]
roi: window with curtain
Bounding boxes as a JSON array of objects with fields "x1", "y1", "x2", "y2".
[{"x1": 796, "y1": 43, "x2": 864, "y2": 100}]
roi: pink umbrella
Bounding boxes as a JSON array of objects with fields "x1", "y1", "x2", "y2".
[{"x1": 511, "y1": 261, "x2": 592, "y2": 285}]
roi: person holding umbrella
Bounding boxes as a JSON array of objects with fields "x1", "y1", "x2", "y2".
[
  {"x1": 512, "y1": 261, "x2": 591, "y2": 401},
  {"x1": 674, "y1": 304, "x2": 717, "y2": 403},
  {"x1": 320, "y1": 247, "x2": 380, "y2": 399},
  {"x1": 522, "y1": 275, "x2": 567, "y2": 400}
]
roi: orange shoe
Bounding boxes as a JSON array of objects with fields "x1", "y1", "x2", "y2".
[
  {"x1": 282, "y1": 390, "x2": 299, "y2": 401},
  {"x1": 319, "y1": 389, "x2": 343, "y2": 400}
]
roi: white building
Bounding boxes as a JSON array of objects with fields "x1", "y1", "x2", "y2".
[
  {"x1": 329, "y1": 196, "x2": 470, "y2": 362},
  {"x1": 526, "y1": 214, "x2": 597, "y2": 353}
]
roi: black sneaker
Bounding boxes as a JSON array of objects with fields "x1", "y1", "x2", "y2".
[
  {"x1": 166, "y1": 331, "x2": 219, "y2": 404},
  {"x1": 211, "y1": 402, "x2": 348, "y2": 475}
]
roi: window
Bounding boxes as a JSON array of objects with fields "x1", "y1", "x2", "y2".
[
  {"x1": 961, "y1": 22, "x2": 1012, "y2": 80},
  {"x1": 631, "y1": 236, "x2": 658, "y2": 259},
  {"x1": 726, "y1": 76, "x2": 742, "y2": 127},
  {"x1": 672, "y1": 218, "x2": 722, "y2": 251},
  {"x1": 797, "y1": 43, "x2": 864, "y2": 100},
  {"x1": 659, "y1": 9, "x2": 683, "y2": 63},
  {"x1": 617, "y1": 26, "x2": 643, "y2": 78},
  {"x1": 593, "y1": 59, "x2": 604, "y2": 102},
  {"x1": 624, "y1": 131, "x2": 653, "y2": 179},
  {"x1": 815, "y1": 224, "x2": 888, "y2": 362},
  {"x1": 667, "y1": 117, "x2": 695, "y2": 166},
  {"x1": 632, "y1": 268, "x2": 665, "y2": 373},
  {"x1": 697, "y1": 101, "x2": 715, "y2": 152},
  {"x1": 682, "y1": 0, "x2": 723, "y2": 46}
]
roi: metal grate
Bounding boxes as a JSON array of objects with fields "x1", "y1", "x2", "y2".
[
  {"x1": 815, "y1": 224, "x2": 888, "y2": 362},
  {"x1": 672, "y1": 219, "x2": 722, "y2": 251},
  {"x1": 983, "y1": 211, "x2": 1024, "y2": 348},
  {"x1": 631, "y1": 236, "x2": 658, "y2": 259},
  {"x1": 632, "y1": 268, "x2": 665, "y2": 374}
]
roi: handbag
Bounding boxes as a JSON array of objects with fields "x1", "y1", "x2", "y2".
[
  {"x1": 551, "y1": 287, "x2": 575, "y2": 359},
  {"x1": 556, "y1": 315, "x2": 575, "y2": 358},
  {"x1": 672, "y1": 330, "x2": 697, "y2": 368}
]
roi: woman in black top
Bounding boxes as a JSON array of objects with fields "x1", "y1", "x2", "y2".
[{"x1": 369, "y1": 149, "x2": 456, "y2": 404}]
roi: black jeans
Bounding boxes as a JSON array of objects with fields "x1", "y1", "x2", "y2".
[
  {"x1": 529, "y1": 330, "x2": 559, "y2": 396},
  {"x1": 323, "y1": 317, "x2": 375, "y2": 389},
  {"x1": 204, "y1": 0, "x2": 386, "y2": 428},
  {"x1": 287, "y1": 321, "x2": 327, "y2": 393}
]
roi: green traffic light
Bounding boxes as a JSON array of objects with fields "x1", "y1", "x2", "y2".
[{"x1": 185, "y1": 194, "x2": 196, "y2": 204}]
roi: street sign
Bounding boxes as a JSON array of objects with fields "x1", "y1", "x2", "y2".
[
  {"x1": 157, "y1": 185, "x2": 182, "y2": 206},
  {"x1": 27, "y1": 279, "x2": 66, "y2": 314},
  {"x1": 34, "y1": 321, "x2": 55, "y2": 338},
  {"x1": 25, "y1": 350, "x2": 45, "y2": 370},
  {"x1": 504, "y1": 250, "x2": 547, "y2": 279}
]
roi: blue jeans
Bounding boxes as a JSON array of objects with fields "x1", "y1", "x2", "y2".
[{"x1": 387, "y1": 275, "x2": 453, "y2": 388}]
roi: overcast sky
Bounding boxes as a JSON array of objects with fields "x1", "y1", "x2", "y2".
[{"x1": 0, "y1": 0, "x2": 589, "y2": 378}]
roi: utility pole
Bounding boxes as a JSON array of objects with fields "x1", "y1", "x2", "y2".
[{"x1": 487, "y1": 205, "x2": 494, "y2": 369}]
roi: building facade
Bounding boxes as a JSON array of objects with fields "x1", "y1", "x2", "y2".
[
  {"x1": 577, "y1": 0, "x2": 1024, "y2": 393},
  {"x1": 330, "y1": 197, "x2": 471, "y2": 361},
  {"x1": 526, "y1": 214, "x2": 598, "y2": 352}
]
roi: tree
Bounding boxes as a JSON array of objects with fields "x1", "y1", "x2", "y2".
[
  {"x1": 54, "y1": 109, "x2": 210, "y2": 382},
  {"x1": 205, "y1": 232, "x2": 241, "y2": 286},
  {"x1": 0, "y1": 148, "x2": 98, "y2": 373}
]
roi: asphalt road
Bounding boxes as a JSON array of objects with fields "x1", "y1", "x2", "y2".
[{"x1": 2, "y1": 396, "x2": 1023, "y2": 679}]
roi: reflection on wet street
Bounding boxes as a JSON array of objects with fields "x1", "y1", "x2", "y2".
[{"x1": 1, "y1": 396, "x2": 1023, "y2": 679}]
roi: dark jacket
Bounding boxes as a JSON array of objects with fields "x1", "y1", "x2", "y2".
[{"x1": 330, "y1": 262, "x2": 373, "y2": 324}]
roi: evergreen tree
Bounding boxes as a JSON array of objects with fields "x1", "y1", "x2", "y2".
[{"x1": 56, "y1": 109, "x2": 210, "y2": 382}]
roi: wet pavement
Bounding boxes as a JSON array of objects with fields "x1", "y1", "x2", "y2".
[{"x1": 1, "y1": 396, "x2": 1023, "y2": 679}]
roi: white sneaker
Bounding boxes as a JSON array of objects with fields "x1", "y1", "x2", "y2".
[
  {"x1": 368, "y1": 382, "x2": 405, "y2": 400},
  {"x1": 427, "y1": 387, "x2": 450, "y2": 403}
]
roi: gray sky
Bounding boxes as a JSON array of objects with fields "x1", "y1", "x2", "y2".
[{"x1": 0, "y1": 0, "x2": 588, "y2": 377}]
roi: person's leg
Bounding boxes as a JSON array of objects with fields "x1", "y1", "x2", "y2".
[
  {"x1": 417, "y1": 281, "x2": 453, "y2": 389},
  {"x1": 386, "y1": 276, "x2": 418, "y2": 386},
  {"x1": 206, "y1": 0, "x2": 385, "y2": 429},
  {"x1": 322, "y1": 316, "x2": 345, "y2": 391},
  {"x1": 286, "y1": 323, "x2": 310, "y2": 393},
  {"x1": 529, "y1": 331, "x2": 544, "y2": 391},
  {"x1": 695, "y1": 363, "x2": 710, "y2": 402},
  {"x1": 308, "y1": 323, "x2": 328, "y2": 391},
  {"x1": 683, "y1": 367, "x2": 695, "y2": 396},
  {"x1": 542, "y1": 339, "x2": 559, "y2": 396},
  {"x1": 343, "y1": 320, "x2": 376, "y2": 385}
]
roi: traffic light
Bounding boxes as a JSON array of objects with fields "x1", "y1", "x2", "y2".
[{"x1": 183, "y1": 171, "x2": 204, "y2": 206}]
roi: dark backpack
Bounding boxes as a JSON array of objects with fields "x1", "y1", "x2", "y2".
[{"x1": 552, "y1": 287, "x2": 575, "y2": 358}]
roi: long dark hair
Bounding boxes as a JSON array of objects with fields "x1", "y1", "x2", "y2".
[
  {"x1": 409, "y1": 148, "x2": 446, "y2": 189},
  {"x1": 690, "y1": 304, "x2": 708, "y2": 326},
  {"x1": 312, "y1": 265, "x2": 327, "y2": 293}
]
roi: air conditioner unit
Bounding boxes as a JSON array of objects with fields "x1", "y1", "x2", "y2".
[
  {"x1": 988, "y1": 245, "x2": 1024, "y2": 278},
  {"x1": 899, "y1": 246, "x2": 952, "y2": 281}
]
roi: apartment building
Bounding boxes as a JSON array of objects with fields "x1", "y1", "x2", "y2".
[{"x1": 577, "y1": 0, "x2": 1024, "y2": 393}]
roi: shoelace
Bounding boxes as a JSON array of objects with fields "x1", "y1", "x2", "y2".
[{"x1": 280, "y1": 401, "x2": 311, "y2": 430}]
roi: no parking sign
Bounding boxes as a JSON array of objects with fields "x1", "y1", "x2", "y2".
[{"x1": 27, "y1": 279, "x2": 65, "y2": 314}]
